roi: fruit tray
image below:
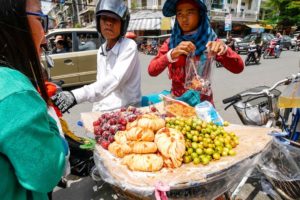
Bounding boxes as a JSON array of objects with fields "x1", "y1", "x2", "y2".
[{"x1": 81, "y1": 106, "x2": 274, "y2": 199}]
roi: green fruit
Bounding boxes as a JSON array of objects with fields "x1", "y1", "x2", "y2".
[
  {"x1": 214, "y1": 140, "x2": 222, "y2": 146},
  {"x1": 205, "y1": 148, "x2": 214, "y2": 155},
  {"x1": 185, "y1": 126, "x2": 191, "y2": 131},
  {"x1": 192, "y1": 135, "x2": 198, "y2": 142},
  {"x1": 223, "y1": 121, "x2": 229, "y2": 126},
  {"x1": 192, "y1": 142, "x2": 198, "y2": 149},
  {"x1": 222, "y1": 151, "x2": 228, "y2": 156},
  {"x1": 184, "y1": 156, "x2": 192, "y2": 163},
  {"x1": 186, "y1": 133, "x2": 193, "y2": 140},
  {"x1": 187, "y1": 148, "x2": 194, "y2": 154},
  {"x1": 196, "y1": 148, "x2": 203, "y2": 155},
  {"x1": 193, "y1": 157, "x2": 201, "y2": 165},
  {"x1": 229, "y1": 149, "x2": 236, "y2": 156},
  {"x1": 201, "y1": 157, "x2": 210, "y2": 165},
  {"x1": 191, "y1": 152, "x2": 198, "y2": 159},
  {"x1": 225, "y1": 144, "x2": 233, "y2": 150},
  {"x1": 213, "y1": 153, "x2": 221, "y2": 160}
]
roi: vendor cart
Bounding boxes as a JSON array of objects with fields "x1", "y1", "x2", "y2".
[{"x1": 81, "y1": 104, "x2": 274, "y2": 200}]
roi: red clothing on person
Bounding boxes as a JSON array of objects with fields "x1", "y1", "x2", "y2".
[
  {"x1": 148, "y1": 38, "x2": 244, "y2": 103},
  {"x1": 45, "y1": 81, "x2": 62, "y2": 117}
]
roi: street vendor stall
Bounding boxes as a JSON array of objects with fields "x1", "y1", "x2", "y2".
[{"x1": 81, "y1": 101, "x2": 275, "y2": 200}]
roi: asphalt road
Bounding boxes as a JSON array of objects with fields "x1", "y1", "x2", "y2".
[{"x1": 53, "y1": 50, "x2": 300, "y2": 200}]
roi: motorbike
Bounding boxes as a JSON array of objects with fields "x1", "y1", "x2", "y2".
[
  {"x1": 245, "y1": 44, "x2": 260, "y2": 66},
  {"x1": 263, "y1": 39, "x2": 281, "y2": 59},
  {"x1": 294, "y1": 40, "x2": 300, "y2": 52}
]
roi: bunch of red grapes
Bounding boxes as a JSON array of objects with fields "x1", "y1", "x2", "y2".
[{"x1": 93, "y1": 107, "x2": 142, "y2": 149}]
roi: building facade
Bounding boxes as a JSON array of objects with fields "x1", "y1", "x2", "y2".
[
  {"x1": 48, "y1": 0, "x2": 262, "y2": 37},
  {"x1": 77, "y1": 0, "x2": 97, "y2": 28}
]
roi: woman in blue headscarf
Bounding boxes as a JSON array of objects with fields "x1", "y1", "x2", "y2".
[{"x1": 148, "y1": 0, "x2": 244, "y2": 104}]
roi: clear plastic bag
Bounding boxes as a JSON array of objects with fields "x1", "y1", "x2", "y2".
[
  {"x1": 278, "y1": 81, "x2": 300, "y2": 108},
  {"x1": 195, "y1": 101, "x2": 224, "y2": 126},
  {"x1": 160, "y1": 94, "x2": 196, "y2": 118},
  {"x1": 258, "y1": 136, "x2": 300, "y2": 199},
  {"x1": 184, "y1": 53, "x2": 214, "y2": 96}
]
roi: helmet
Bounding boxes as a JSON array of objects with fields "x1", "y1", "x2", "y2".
[{"x1": 95, "y1": 0, "x2": 130, "y2": 37}]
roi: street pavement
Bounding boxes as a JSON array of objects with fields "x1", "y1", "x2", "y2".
[{"x1": 53, "y1": 50, "x2": 300, "y2": 200}]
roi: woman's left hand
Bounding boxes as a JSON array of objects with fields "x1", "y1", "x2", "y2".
[{"x1": 206, "y1": 41, "x2": 227, "y2": 56}]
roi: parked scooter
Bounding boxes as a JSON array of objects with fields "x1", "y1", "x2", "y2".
[
  {"x1": 245, "y1": 44, "x2": 260, "y2": 66},
  {"x1": 263, "y1": 39, "x2": 281, "y2": 59}
]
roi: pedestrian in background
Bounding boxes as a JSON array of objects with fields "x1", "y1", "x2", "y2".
[
  {"x1": 52, "y1": 35, "x2": 67, "y2": 54},
  {"x1": 226, "y1": 35, "x2": 236, "y2": 52},
  {"x1": 0, "y1": 0, "x2": 67, "y2": 199},
  {"x1": 52, "y1": 0, "x2": 141, "y2": 113},
  {"x1": 148, "y1": 0, "x2": 244, "y2": 104}
]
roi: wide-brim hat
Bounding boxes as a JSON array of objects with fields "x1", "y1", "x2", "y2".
[{"x1": 162, "y1": 0, "x2": 207, "y2": 17}]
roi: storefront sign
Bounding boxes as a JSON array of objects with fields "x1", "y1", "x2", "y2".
[{"x1": 224, "y1": 14, "x2": 232, "y2": 31}]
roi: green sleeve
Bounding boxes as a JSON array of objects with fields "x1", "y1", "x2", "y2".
[{"x1": 0, "y1": 90, "x2": 65, "y2": 193}]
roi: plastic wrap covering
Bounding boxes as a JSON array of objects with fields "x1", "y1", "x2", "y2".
[
  {"x1": 92, "y1": 125, "x2": 273, "y2": 200},
  {"x1": 258, "y1": 137, "x2": 300, "y2": 199}
]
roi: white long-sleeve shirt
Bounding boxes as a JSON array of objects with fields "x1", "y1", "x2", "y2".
[{"x1": 72, "y1": 38, "x2": 141, "y2": 112}]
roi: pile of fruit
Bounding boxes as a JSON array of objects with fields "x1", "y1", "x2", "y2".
[
  {"x1": 93, "y1": 107, "x2": 142, "y2": 149},
  {"x1": 165, "y1": 117, "x2": 238, "y2": 165},
  {"x1": 93, "y1": 105, "x2": 239, "y2": 170}
]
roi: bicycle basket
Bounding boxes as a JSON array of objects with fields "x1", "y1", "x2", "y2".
[{"x1": 232, "y1": 86, "x2": 281, "y2": 126}]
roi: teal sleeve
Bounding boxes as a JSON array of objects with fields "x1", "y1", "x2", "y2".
[{"x1": 0, "y1": 90, "x2": 66, "y2": 193}]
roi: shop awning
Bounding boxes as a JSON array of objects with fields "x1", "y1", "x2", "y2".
[
  {"x1": 127, "y1": 10, "x2": 175, "y2": 31},
  {"x1": 245, "y1": 24, "x2": 265, "y2": 33},
  {"x1": 262, "y1": 24, "x2": 273, "y2": 30},
  {"x1": 128, "y1": 18, "x2": 161, "y2": 31},
  {"x1": 245, "y1": 24, "x2": 264, "y2": 29}
]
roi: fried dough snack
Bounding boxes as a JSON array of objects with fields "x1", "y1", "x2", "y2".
[
  {"x1": 114, "y1": 131, "x2": 128, "y2": 144},
  {"x1": 137, "y1": 113, "x2": 165, "y2": 131},
  {"x1": 122, "y1": 154, "x2": 163, "y2": 172},
  {"x1": 126, "y1": 127, "x2": 155, "y2": 141},
  {"x1": 128, "y1": 141, "x2": 157, "y2": 154},
  {"x1": 108, "y1": 142, "x2": 132, "y2": 158},
  {"x1": 155, "y1": 128, "x2": 186, "y2": 168}
]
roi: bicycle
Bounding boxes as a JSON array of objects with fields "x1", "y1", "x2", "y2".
[{"x1": 222, "y1": 73, "x2": 300, "y2": 199}]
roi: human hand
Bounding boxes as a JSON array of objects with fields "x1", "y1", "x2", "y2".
[
  {"x1": 171, "y1": 41, "x2": 196, "y2": 60},
  {"x1": 51, "y1": 91, "x2": 77, "y2": 113},
  {"x1": 206, "y1": 41, "x2": 227, "y2": 56}
]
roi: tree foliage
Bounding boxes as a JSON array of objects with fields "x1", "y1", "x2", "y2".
[{"x1": 261, "y1": 0, "x2": 300, "y2": 27}]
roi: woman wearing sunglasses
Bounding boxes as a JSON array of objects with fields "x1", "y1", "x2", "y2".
[{"x1": 0, "y1": 0, "x2": 66, "y2": 199}]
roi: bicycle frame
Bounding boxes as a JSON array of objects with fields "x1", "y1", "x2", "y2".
[{"x1": 223, "y1": 73, "x2": 300, "y2": 199}]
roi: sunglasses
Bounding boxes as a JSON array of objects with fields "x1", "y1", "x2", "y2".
[{"x1": 26, "y1": 11, "x2": 49, "y2": 33}]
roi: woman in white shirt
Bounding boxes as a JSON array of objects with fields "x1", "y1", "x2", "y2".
[{"x1": 52, "y1": 0, "x2": 141, "y2": 113}]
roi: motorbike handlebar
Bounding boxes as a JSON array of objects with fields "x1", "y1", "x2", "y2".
[{"x1": 222, "y1": 94, "x2": 242, "y2": 104}]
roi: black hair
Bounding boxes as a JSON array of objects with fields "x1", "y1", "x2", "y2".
[{"x1": 0, "y1": 0, "x2": 49, "y2": 104}]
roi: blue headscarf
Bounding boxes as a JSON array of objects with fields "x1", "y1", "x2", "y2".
[{"x1": 169, "y1": 9, "x2": 217, "y2": 56}]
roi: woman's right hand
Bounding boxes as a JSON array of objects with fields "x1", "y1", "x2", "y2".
[{"x1": 171, "y1": 41, "x2": 196, "y2": 60}]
